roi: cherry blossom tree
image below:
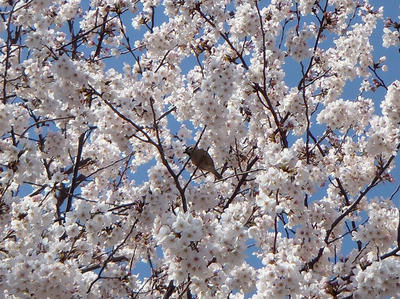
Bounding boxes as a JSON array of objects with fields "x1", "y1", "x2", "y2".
[{"x1": 1, "y1": 0, "x2": 400, "y2": 298}]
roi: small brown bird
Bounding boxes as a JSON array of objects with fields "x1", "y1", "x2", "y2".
[{"x1": 184, "y1": 145, "x2": 222, "y2": 180}]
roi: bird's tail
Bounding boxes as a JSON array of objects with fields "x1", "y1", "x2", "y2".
[{"x1": 213, "y1": 170, "x2": 222, "y2": 180}]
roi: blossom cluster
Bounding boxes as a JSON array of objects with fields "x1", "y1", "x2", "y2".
[{"x1": 0, "y1": 0, "x2": 399, "y2": 298}]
